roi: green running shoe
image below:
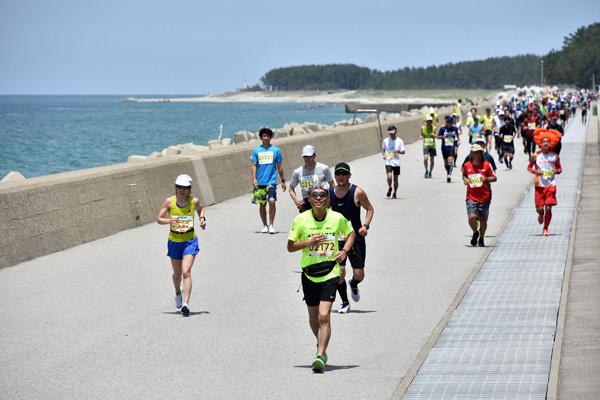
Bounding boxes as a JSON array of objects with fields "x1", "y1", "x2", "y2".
[{"x1": 312, "y1": 355, "x2": 325, "y2": 372}]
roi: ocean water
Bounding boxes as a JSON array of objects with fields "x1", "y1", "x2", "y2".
[{"x1": 0, "y1": 95, "x2": 350, "y2": 179}]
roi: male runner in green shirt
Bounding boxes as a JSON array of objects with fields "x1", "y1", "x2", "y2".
[{"x1": 287, "y1": 183, "x2": 355, "y2": 372}]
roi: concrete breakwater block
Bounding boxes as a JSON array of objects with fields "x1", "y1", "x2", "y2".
[{"x1": 0, "y1": 171, "x2": 26, "y2": 183}]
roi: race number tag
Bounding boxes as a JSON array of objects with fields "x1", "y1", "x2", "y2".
[
  {"x1": 472, "y1": 133, "x2": 480, "y2": 140},
  {"x1": 300, "y1": 175, "x2": 318, "y2": 190},
  {"x1": 444, "y1": 138, "x2": 454, "y2": 147},
  {"x1": 308, "y1": 234, "x2": 336, "y2": 257},
  {"x1": 424, "y1": 138, "x2": 434, "y2": 147},
  {"x1": 542, "y1": 169, "x2": 555, "y2": 178},
  {"x1": 258, "y1": 151, "x2": 274, "y2": 164},
  {"x1": 468, "y1": 174, "x2": 483, "y2": 188},
  {"x1": 503, "y1": 135, "x2": 513, "y2": 143},
  {"x1": 528, "y1": 123, "x2": 536, "y2": 130},
  {"x1": 171, "y1": 215, "x2": 193, "y2": 233},
  {"x1": 387, "y1": 151, "x2": 397, "y2": 159}
]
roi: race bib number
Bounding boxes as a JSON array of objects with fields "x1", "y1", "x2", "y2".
[
  {"x1": 308, "y1": 234, "x2": 336, "y2": 257},
  {"x1": 503, "y1": 135, "x2": 513, "y2": 143},
  {"x1": 171, "y1": 215, "x2": 193, "y2": 233},
  {"x1": 444, "y1": 138, "x2": 454, "y2": 147},
  {"x1": 560, "y1": 110, "x2": 565, "y2": 115},
  {"x1": 542, "y1": 169, "x2": 555, "y2": 178},
  {"x1": 424, "y1": 138, "x2": 434, "y2": 147},
  {"x1": 472, "y1": 133, "x2": 480, "y2": 140},
  {"x1": 468, "y1": 174, "x2": 483, "y2": 188},
  {"x1": 387, "y1": 151, "x2": 397, "y2": 159},
  {"x1": 528, "y1": 123, "x2": 536, "y2": 130},
  {"x1": 258, "y1": 151, "x2": 274, "y2": 165},
  {"x1": 300, "y1": 175, "x2": 318, "y2": 190}
]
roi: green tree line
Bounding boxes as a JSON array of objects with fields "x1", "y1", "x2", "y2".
[{"x1": 260, "y1": 23, "x2": 599, "y2": 90}]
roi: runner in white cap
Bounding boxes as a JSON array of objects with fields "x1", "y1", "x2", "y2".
[
  {"x1": 289, "y1": 145, "x2": 334, "y2": 212},
  {"x1": 157, "y1": 174, "x2": 206, "y2": 316}
]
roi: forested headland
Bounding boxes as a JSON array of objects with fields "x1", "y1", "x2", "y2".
[{"x1": 258, "y1": 23, "x2": 599, "y2": 91}]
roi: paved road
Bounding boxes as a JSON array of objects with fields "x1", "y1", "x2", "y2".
[{"x1": 0, "y1": 111, "x2": 597, "y2": 400}]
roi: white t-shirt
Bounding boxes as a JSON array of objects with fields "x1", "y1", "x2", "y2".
[{"x1": 382, "y1": 137, "x2": 405, "y2": 167}]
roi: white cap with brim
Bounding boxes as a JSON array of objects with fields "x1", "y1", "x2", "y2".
[
  {"x1": 426, "y1": 116, "x2": 433, "y2": 121},
  {"x1": 474, "y1": 138, "x2": 486, "y2": 147},
  {"x1": 175, "y1": 174, "x2": 192, "y2": 187},
  {"x1": 301, "y1": 145, "x2": 316, "y2": 157}
]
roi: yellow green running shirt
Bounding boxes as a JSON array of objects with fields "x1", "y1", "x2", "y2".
[{"x1": 288, "y1": 209, "x2": 354, "y2": 283}]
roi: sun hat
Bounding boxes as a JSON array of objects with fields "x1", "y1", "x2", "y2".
[
  {"x1": 175, "y1": 174, "x2": 192, "y2": 187},
  {"x1": 470, "y1": 144, "x2": 484, "y2": 152}
]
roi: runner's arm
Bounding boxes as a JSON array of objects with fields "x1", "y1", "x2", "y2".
[
  {"x1": 289, "y1": 185, "x2": 304, "y2": 209},
  {"x1": 334, "y1": 231, "x2": 355, "y2": 263},
  {"x1": 356, "y1": 188, "x2": 374, "y2": 237},
  {"x1": 277, "y1": 162, "x2": 286, "y2": 192},
  {"x1": 251, "y1": 161, "x2": 258, "y2": 188},
  {"x1": 157, "y1": 197, "x2": 175, "y2": 225},
  {"x1": 193, "y1": 197, "x2": 206, "y2": 230}
]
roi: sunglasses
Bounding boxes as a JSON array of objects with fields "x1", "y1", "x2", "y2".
[
  {"x1": 335, "y1": 171, "x2": 349, "y2": 176},
  {"x1": 310, "y1": 191, "x2": 328, "y2": 198},
  {"x1": 176, "y1": 185, "x2": 190, "y2": 190}
]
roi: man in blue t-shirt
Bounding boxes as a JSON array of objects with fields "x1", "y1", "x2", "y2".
[
  {"x1": 250, "y1": 127, "x2": 286, "y2": 234},
  {"x1": 438, "y1": 116, "x2": 460, "y2": 182}
]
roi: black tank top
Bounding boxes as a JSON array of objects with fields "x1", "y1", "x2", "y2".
[{"x1": 329, "y1": 184, "x2": 364, "y2": 243}]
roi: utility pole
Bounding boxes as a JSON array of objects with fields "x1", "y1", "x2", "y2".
[{"x1": 541, "y1": 59, "x2": 544, "y2": 87}]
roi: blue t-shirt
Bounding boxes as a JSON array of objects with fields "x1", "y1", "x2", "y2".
[
  {"x1": 438, "y1": 125, "x2": 459, "y2": 151},
  {"x1": 250, "y1": 144, "x2": 283, "y2": 186}
]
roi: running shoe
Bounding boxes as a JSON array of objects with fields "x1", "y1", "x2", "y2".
[
  {"x1": 424, "y1": 171, "x2": 428, "y2": 179},
  {"x1": 261, "y1": 225, "x2": 269, "y2": 233},
  {"x1": 538, "y1": 213, "x2": 544, "y2": 224},
  {"x1": 543, "y1": 229, "x2": 550, "y2": 236},
  {"x1": 316, "y1": 346, "x2": 328, "y2": 364},
  {"x1": 447, "y1": 175, "x2": 451, "y2": 183},
  {"x1": 428, "y1": 172, "x2": 432, "y2": 179},
  {"x1": 338, "y1": 302, "x2": 350, "y2": 314},
  {"x1": 392, "y1": 193, "x2": 396, "y2": 199},
  {"x1": 386, "y1": 188, "x2": 392, "y2": 197},
  {"x1": 349, "y1": 278, "x2": 360, "y2": 302},
  {"x1": 175, "y1": 293, "x2": 183, "y2": 309},
  {"x1": 499, "y1": 157, "x2": 503, "y2": 164},
  {"x1": 471, "y1": 231, "x2": 479, "y2": 246},
  {"x1": 181, "y1": 304, "x2": 190, "y2": 316},
  {"x1": 268, "y1": 225, "x2": 276, "y2": 234},
  {"x1": 478, "y1": 237, "x2": 485, "y2": 247},
  {"x1": 312, "y1": 355, "x2": 325, "y2": 372}
]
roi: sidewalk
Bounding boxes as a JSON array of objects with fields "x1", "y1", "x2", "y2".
[{"x1": 0, "y1": 110, "x2": 597, "y2": 400}]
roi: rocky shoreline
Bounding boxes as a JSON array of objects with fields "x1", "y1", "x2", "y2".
[{"x1": 125, "y1": 86, "x2": 553, "y2": 164}]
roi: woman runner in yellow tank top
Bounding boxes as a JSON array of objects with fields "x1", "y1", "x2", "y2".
[{"x1": 157, "y1": 174, "x2": 206, "y2": 316}]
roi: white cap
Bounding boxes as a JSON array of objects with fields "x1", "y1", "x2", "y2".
[
  {"x1": 497, "y1": 110, "x2": 505, "y2": 115},
  {"x1": 301, "y1": 145, "x2": 316, "y2": 157},
  {"x1": 426, "y1": 115, "x2": 433, "y2": 121},
  {"x1": 474, "y1": 138, "x2": 486, "y2": 146},
  {"x1": 429, "y1": 107, "x2": 435, "y2": 114},
  {"x1": 175, "y1": 174, "x2": 192, "y2": 187}
]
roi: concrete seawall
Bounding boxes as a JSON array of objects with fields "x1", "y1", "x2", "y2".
[{"x1": 0, "y1": 103, "x2": 492, "y2": 270}]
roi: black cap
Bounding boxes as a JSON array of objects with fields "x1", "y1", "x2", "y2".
[
  {"x1": 445, "y1": 116, "x2": 453, "y2": 123},
  {"x1": 334, "y1": 162, "x2": 350, "y2": 173},
  {"x1": 387, "y1": 125, "x2": 397, "y2": 131}
]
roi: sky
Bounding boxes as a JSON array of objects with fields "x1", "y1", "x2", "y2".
[{"x1": 1, "y1": 0, "x2": 598, "y2": 95}]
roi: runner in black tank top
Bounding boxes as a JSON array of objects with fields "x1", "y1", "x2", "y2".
[{"x1": 329, "y1": 163, "x2": 374, "y2": 313}]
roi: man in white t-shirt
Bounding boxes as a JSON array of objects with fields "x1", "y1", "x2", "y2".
[
  {"x1": 381, "y1": 126, "x2": 405, "y2": 199},
  {"x1": 289, "y1": 145, "x2": 335, "y2": 212}
]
